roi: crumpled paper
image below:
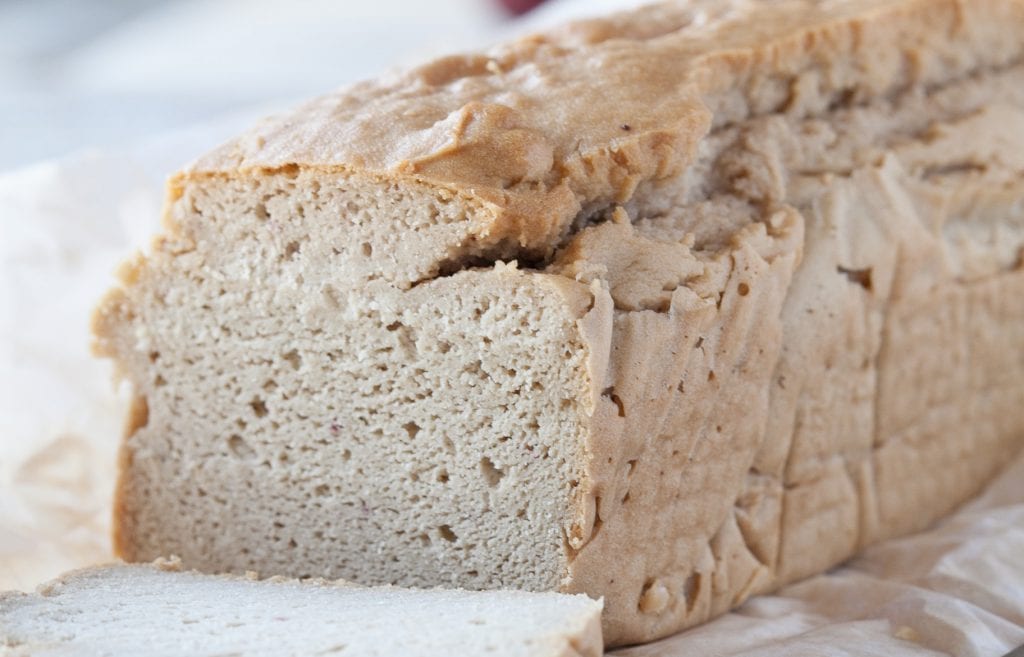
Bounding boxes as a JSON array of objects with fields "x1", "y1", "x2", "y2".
[{"x1": 1, "y1": 140, "x2": 1021, "y2": 657}]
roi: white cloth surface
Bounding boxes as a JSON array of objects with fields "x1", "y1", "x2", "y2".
[{"x1": 1, "y1": 2, "x2": 1022, "y2": 655}]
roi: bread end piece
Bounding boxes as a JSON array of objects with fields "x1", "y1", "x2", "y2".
[{"x1": 0, "y1": 562, "x2": 604, "y2": 657}]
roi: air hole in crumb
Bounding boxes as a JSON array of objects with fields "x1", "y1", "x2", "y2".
[
  {"x1": 361, "y1": 242, "x2": 373, "y2": 257},
  {"x1": 154, "y1": 374, "x2": 167, "y2": 387},
  {"x1": 622, "y1": 491, "x2": 632, "y2": 504},
  {"x1": 341, "y1": 448, "x2": 351, "y2": 461},
  {"x1": 516, "y1": 508, "x2": 527, "y2": 519},
  {"x1": 442, "y1": 437, "x2": 456, "y2": 455},
  {"x1": 250, "y1": 398, "x2": 268, "y2": 418},
  {"x1": 438, "y1": 525, "x2": 457, "y2": 542},
  {"x1": 436, "y1": 468, "x2": 450, "y2": 484},
  {"x1": 282, "y1": 350, "x2": 301, "y2": 370},
  {"x1": 603, "y1": 387, "x2": 626, "y2": 417},
  {"x1": 314, "y1": 484, "x2": 330, "y2": 497},
  {"x1": 148, "y1": 351, "x2": 160, "y2": 363},
  {"x1": 438, "y1": 341, "x2": 452, "y2": 354},
  {"x1": 227, "y1": 434, "x2": 256, "y2": 459},
  {"x1": 683, "y1": 572, "x2": 702, "y2": 613},
  {"x1": 737, "y1": 282, "x2": 750, "y2": 296},
  {"x1": 479, "y1": 456, "x2": 505, "y2": 487},
  {"x1": 707, "y1": 370, "x2": 716, "y2": 382},
  {"x1": 403, "y1": 422, "x2": 421, "y2": 439},
  {"x1": 417, "y1": 533, "x2": 431, "y2": 546},
  {"x1": 591, "y1": 507, "x2": 604, "y2": 541},
  {"x1": 263, "y1": 379, "x2": 278, "y2": 392},
  {"x1": 676, "y1": 380, "x2": 685, "y2": 394},
  {"x1": 638, "y1": 578, "x2": 669, "y2": 615},
  {"x1": 253, "y1": 203, "x2": 269, "y2": 221},
  {"x1": 288, "y1": 538, "x2": 297, "y2": 549},
  {"x1": 837, "y1": 266, "x2": 873, "y2": 291},
  {"x1": 284, "y1": 241, "x2": 301, "y2": 260}
]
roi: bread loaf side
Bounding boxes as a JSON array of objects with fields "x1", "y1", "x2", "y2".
[{"x1": 93, "y1": 0, "x2": 1024, "y2": 645}]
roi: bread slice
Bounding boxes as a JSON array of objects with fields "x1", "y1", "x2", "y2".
[
  {"x1": 0, "y1": 560, "x2": 603, "y2": 656},
  {"x1": 92, "y1": 0, "x2": 1024, "y2": 646}
]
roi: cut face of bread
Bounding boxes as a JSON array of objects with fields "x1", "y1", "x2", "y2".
[
  {"x1": 0, "y1": 561, "x2": 603, "y2": 657},
  {"x1": 92, "y1": 0, "x2": 1024, "y2": 647},
  {"x1": 105, "y1": 248, "x2": 595, "y2": 593}
]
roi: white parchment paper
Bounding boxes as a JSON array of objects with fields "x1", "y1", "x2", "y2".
[{"x1": 1, "y1": 138, "x2": 1021, "y2": 657}]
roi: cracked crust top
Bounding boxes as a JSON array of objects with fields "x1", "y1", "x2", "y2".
[{"x1": 185, "y1": 0, "x2": 1024, "y2": 258}]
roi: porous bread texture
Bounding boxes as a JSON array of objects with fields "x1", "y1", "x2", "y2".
[
  {"x1": 105, "y1": 215, "x2": 594, "y2": 592},
  {"x1": 0, "y1": 560, "x2": 604, "y2": 657},
  {"x1": 92, "y1": 0, "x2": 1024, "y2": 647}
]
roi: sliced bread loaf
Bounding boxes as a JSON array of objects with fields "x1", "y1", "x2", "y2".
[
  {"x1": 92, "y1": 0, "x2": 1024, "y2": 646},
  {"x1": 0, "y1": 560, "x2": 603, "y2": 656}
]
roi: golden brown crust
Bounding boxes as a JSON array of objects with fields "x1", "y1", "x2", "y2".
[
  {"x1": 110, "y1": 395, "x2": 149, "y2": 562},
  {"x1": 183, "y1": 0, "x2": 1024, "y2": 256}
]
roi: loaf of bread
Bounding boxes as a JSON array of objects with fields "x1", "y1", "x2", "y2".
[
  {"x1": 0, "y1": 560, "x2": 603, "y2": 656},
  {"x1": 92, "y1": 0, "x2": 1024, "y2": 646}
]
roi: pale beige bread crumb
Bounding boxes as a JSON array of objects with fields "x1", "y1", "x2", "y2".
[
  {"x1": 92, "y1": 0, "x2": 1024, "y2": 647},
  {"x1": 0, "y1": 560, "x2": 603, "y2": 657}
]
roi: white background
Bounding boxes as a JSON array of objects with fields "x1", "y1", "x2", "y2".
[{"x1": 0, "y1": 0, "x2": 645, "y2": 171}]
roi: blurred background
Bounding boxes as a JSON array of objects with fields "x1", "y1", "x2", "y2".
[{"x1": 0, "y1": 0, "x2": 647, "y2": 171}]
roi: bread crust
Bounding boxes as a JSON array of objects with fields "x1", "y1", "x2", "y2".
[{"x1": 178, "y1": 0, "x2": 1023, "y2": 277}]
